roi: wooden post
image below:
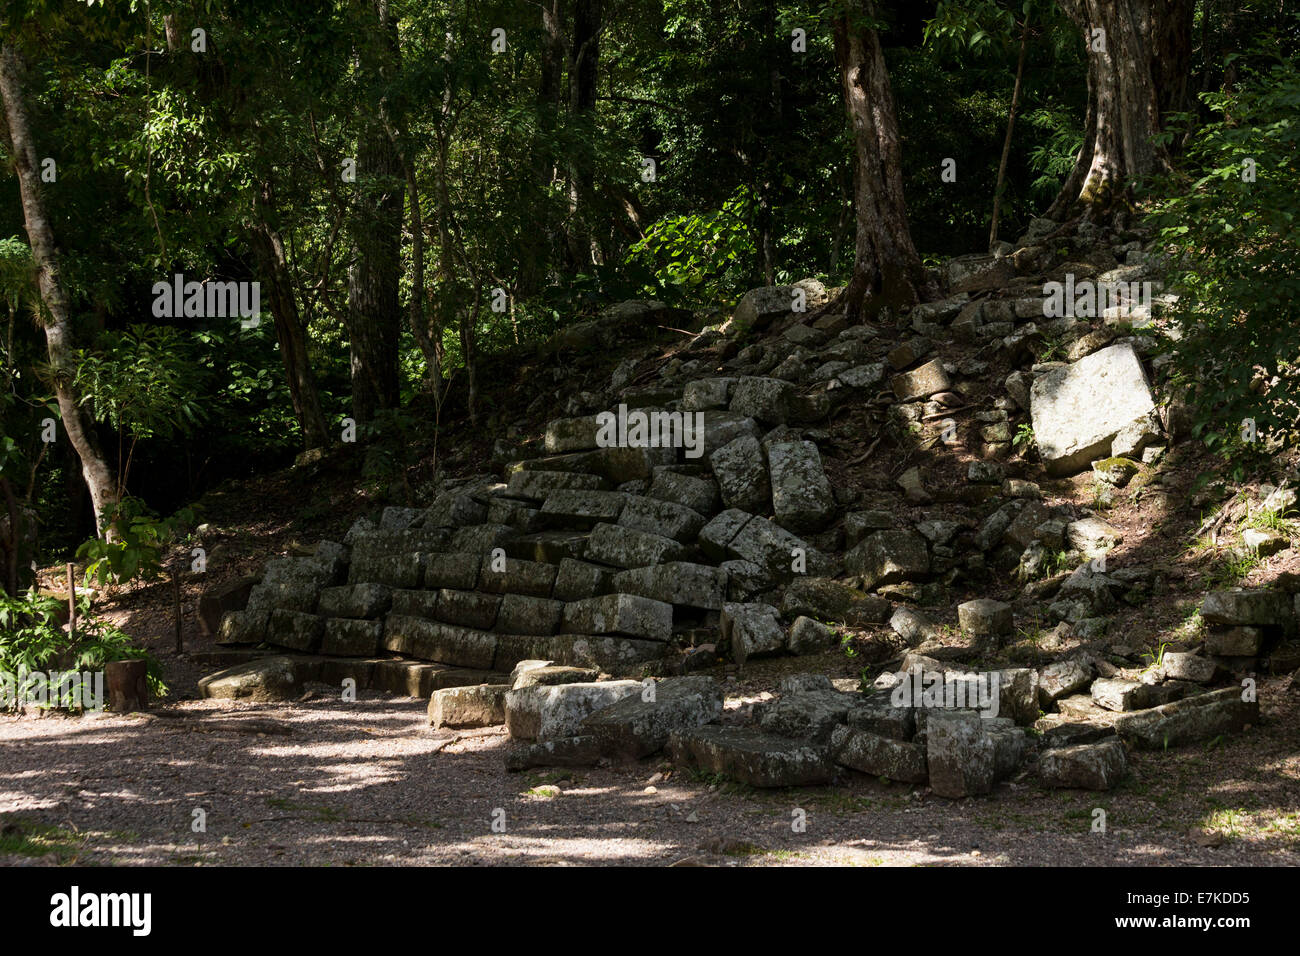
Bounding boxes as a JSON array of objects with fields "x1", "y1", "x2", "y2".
[
  {"x1": 105, "y1": 659, "x2": 149, "y2": 713},
  {"x1": 66, "y1": 562, "x2": 75, "y2": 637}
]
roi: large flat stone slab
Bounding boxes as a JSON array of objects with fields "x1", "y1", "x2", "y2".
[
  {"x1": 504, "y1": 680, "x2": 642, "y2": 741},
  {"x1": 1030, "y1": 342, "x2": 1155, "y2": 476},
  {"x1": 560, "y1": 593, "x2": 673, "y2": 642},
  {"x1": 580, "y1": 676, "x2": 724, "y2": 758}
]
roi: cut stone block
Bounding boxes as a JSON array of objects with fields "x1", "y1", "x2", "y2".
[
  {"x1": 666, "y1": 725, "x2": 834, "y2": 787},
  {"x1": 560, "y1": 593, "x2": 673, "y2": 642},
  {"x1": 617, "y1": 495, "x2": 706, "y2": 543},
  {"x1": 321, "y1": 618, "x2": 383, "y2": 657},
  {"x1": 583, "y1": 522, "x2": 690, "y2": 569},
  {"x1": 435, "y1": 589, "x2": 501, "y2": 630},
  {"x1": 428, "y1": 684, "x2": 509, "y2": 728},
  {"x1": 1206, "y1": 626, "x2": 1263, "y2": 656},
  {"x1": 722, "y1": 602, "x2": 786, "y2": 667},
  {"x1": 549, "y1": 634, "x2": 668, "y2": 674},
  {"x1": 540, "y1": 489, "x2": 628, "y2": 528},
  {"x1": 580, "y1": 675, "x2": 723, "y2": 758},
  {"x1": 1037, "y1": 659, "x2": 1094, "y2": 705},
  {"x1": 698, "y1": 508, "x2": 753, "y2": 562},
  {"x1": 268, "y1": 609, "x2": 323, "y2": 652},
  {"x1": 383, "y1": 616, "x2": 498, "y2": 670},
  {"x1": 891, "y1": 359, "x2": 951, "y2": 401},
  {"x1": 545, "y1": 416, "x2": 602, "y2": 453},
  {"x1": 699, "y1": 410, "x2": 763, "y2": 455},
  {"x1": 504, "y1": 736, "x2": 605, "y2": 771},
  {"x1": 1030, "y1": 342, "x2": 1156, "y2": 476},
  {"x1": 348, "y1": 552, "x2": 423, "y2": 589},
  {"x1": 845, "y1": 530, "x2": 930, "y2": 590},
  {"x1": 389, "y1": 589, "x2": 440, "y2": 618},
  {"x1": 757, "y1": 688, "x2": 857, "y2": 742},
  {"x1": 1039, "y1": 737, "x2": 1127, "y2": 790},
  {"x1": 1115, "y1": 687, "x2": 1258, "y2": 749},
  {"x1": 709, "y1": 435, "x2": 771, "y2": 514},
  {"x1": 506, "y1": 469, "x2": 609, "y2": 502},
  {"x1": 553, "y1": 558, "x2": 613, "y2": 602},
  {"x1": 317, "y1": 583, "x2": 392, "y2": 619},
  {"x1": 957, "y1": 599, "x2": 1012, "y2": 638},
  {"x1": 477, "y1": 557, "x2": 557, "y2": 598},
  {"x1": 726, "y1": 516, "x2": 819, "y2": 577},
  {"x1": 421, "y1": 492, "x2": 488, "y2": 529},
  {"x1": 1091, "y1": 678, "x2": 1153, "y2": 712},
  {"x1": 767, "y1": 440, "x2": 835, "y2": 532},
  {"x1": 730, "y1": 377, "x2": 795, "y2": 424},
  {"x1": 681, "y1": 377, "x2": 736, "y2": 411},
  {"x1": 610, "y1": 562, "x2": 727, "y2": 610},
  {"x1": 217, "y1": 609, "x2": 269, "y2": 646},
  {"x1": 1201, "y1": 589, "x2": 1293, "y2": 628},
  {"x1": 504, "y1": 680, "x2": 641, "y2": 741},
  {"x1": 510, "y1": 662, "x2": 599, "y2": 689},
  {"x1": 780, "y1": 577, "x2": 890, "y2": 626},
  {"x1": 424, "y1": 552, "x2": 481, "y2": 590},
  {"x1": 648, "y1": 469, "x2": 720, "y2": 516},
  {"x1": 496, "y1": 593, "x2": 564, "y2": 635},
  {"x1": 198, "y1": 656, "x2": 302, "y2": 702},
  {"x1": 830, "y1": 725, "x2": 928, "y2": 783}
]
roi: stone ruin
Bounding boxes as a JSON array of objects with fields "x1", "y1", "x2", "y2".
[{"x1": 199, "y1": 223, "x2": 1290, "y2": 797}]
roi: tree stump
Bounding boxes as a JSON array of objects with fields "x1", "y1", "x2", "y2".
[{"x1": 106, "y1": 660, "x2": 149, "y2": 713}]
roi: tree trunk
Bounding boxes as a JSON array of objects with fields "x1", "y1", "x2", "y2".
[
  {"x1": 1047, "y1": 0, "x2": 1193, "y2": 219},
  {"x1": 0, "y1": 42, "x2": 120, "y2": 535},
  {"x1": 346, "y1": 0, "x2": 403, "y2": 423},
  {"x1": 832, "y1": 1, "x2": 934, "y2": 321},
  {"x1": 249, "y1": 185, "x2": 331, "y2": 449},
  {"x1": 105, "y1": 659, "x2": 149, "y2": 713},
  {"x1": 990, "y1": 13, "x2": 1031, "y2": 249},
  {"x1": 564, "y1": 0, "x2": 602, "y2": 272}
]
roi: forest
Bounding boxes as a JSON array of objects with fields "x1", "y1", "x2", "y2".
[{"x1": 0, "y1": 0, "x2": 1297, "y2": 874}]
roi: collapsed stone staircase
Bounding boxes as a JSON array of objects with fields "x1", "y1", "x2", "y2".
[{"x1": 199, "y1": 218, "x2": 1292, "y2": 796}]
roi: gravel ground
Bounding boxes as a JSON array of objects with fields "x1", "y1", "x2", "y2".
[{"x1": 2, "y1": 677, "x2": 1297, "y2": 867}]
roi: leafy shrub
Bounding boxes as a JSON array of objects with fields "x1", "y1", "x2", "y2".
[
  {"x1": 1148, "y1": 51, "x2": 1300, "y2": 462},
  {"x1": 75, "y1": 497, "x2": 195, "y2": 587},
  {"x1": 0, "y1": 588, "x2": 166, "y2": 709}
]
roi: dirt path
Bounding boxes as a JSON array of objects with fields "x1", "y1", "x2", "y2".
[{"x1": 2, "y1": 682, "x2": 1297, "y2": 867}]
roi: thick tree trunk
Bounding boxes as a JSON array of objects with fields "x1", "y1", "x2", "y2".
[
  {"x1": 832, "y1": 1, "x2": 934, "y2": 321},
  {"x1": 250, "y1": 186, "x2": 331, "y2": 449},
  {"x1": 0, "y1": 42, "x2": 120, "y2": 535},
  {"x1": 564, "y1": 0, "x2": 602, "y2": 271},
  {"x1": 1047, "y1": 0, "x2": 1193, "y2": 219},
  {"x1": 346, "y1": 0, "x2": 403, "y2": 422}
]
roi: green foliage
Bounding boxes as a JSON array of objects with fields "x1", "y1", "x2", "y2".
[
  {"x1": 626, "y1": 189, "x2": 757, "y2": 303},
  {"x1": 74, "y1": 325, "x2": 206, "y2": 443},
  {"x1": 1148, "y1": 47, "x2": 1300, "y2": 460},
  {"x1": 0, "y1": 587, "x2": 166, "y2": 708},
  {"x1": 75, "y1": 497, "x2": 195, "y2": 587}
]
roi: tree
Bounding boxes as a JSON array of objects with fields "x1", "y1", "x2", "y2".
[
  {"x1": 0, "y1": 41, "x2": 120, "y2": 535},
  {"x1": 831, "y1": 0, "x2": 936, "y2": 320},
  {"x1": 1046, "y1": 0, "x2": 1193, "y2": 219}
]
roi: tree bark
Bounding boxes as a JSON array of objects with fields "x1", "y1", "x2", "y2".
[
  {"x1": 1047, "y1": 0, "x2": 1193, "y2": 219},
  {"x1": 249, "y1": 184, "x2": 331, "y2": 449},
  {"x1": 346, "y1": 0, "x2": 403, "y2": 423},
  {"x1": 832, "y1": 1, "x2": 935, "y2": 321},
  {"x1": 990, "y1": 13, "x2": 1031, "y2": 249},
  {"x1": 0, "y1": 42, "x2": 120, "y2": 535},
  {"x1": 105, "y1": 659, "x2": 149, "y2": 713}
]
